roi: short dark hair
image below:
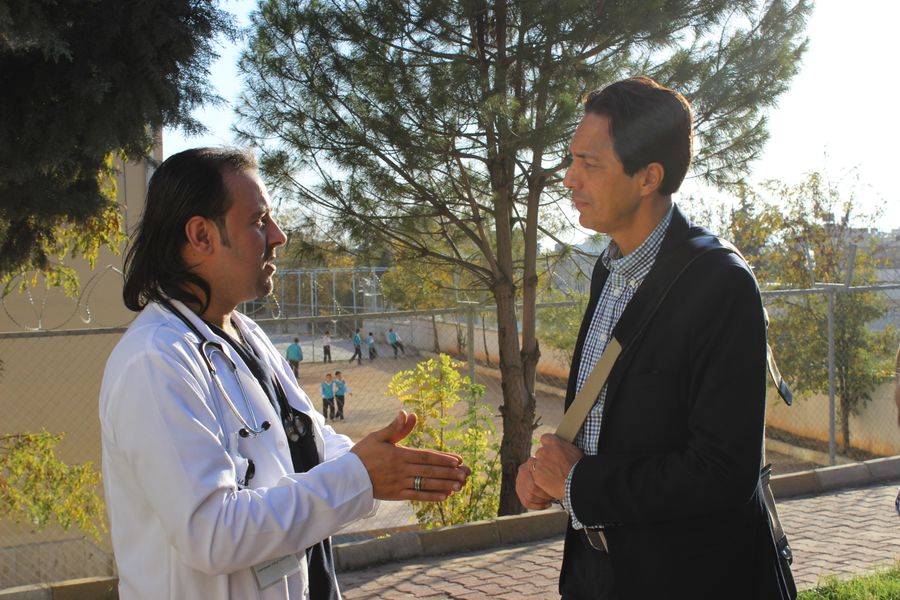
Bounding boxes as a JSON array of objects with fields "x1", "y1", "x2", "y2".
[
  {"x1": 583, "y1": 77, "x2": 692, "y2": 195},
  {"x1": 122, "y1": 147, "x2": 257, "y2": 312}
]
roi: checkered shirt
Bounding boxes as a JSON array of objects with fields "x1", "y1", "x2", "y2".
[{"x1": 563, "y1": 205, "x2": 673, "y2": 529}]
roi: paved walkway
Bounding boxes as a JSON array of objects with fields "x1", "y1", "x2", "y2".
[{"x1": 339, "y1": 481, "x2": 900, "y2": 599}]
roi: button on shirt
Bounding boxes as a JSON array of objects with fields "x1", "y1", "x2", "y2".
[{"x1": 562, "y1": 205, "x2": 673, "y2": 529}]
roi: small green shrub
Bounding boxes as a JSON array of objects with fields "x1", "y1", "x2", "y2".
[{"x1": 388, "y1": 353, "x2": 500, "y2": 528}]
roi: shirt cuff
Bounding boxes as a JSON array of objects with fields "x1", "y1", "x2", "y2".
[{"x1": 562, "y1": 462, "x2": 585, "y2": 530}]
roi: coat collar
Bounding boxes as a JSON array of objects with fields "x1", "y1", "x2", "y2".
[
  {"x1": 609, "y1": 205, "x2": 696, "y2": 347},
  {"x1": 564, "y1": 204, "x2": 708, "y2": 410}
]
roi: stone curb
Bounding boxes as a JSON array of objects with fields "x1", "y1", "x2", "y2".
[
  {"x1": 4, "y1": 457, "x2": 900, "y2": 598},
  {"x1": 771, "y1": 454, "x2": 900, "y2": 499},
  {"x1": 334, "y1": 509, "x2": 569, "y2": 572}
]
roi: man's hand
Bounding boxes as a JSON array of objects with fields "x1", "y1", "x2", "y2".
[
  {"x1": 351, "y1": 410, "x2": 471, "y2": 502},
  {"x1": 516, "y1": 457, "x2": 555, "y2": 510},
  {"x1": 532, "y1": 433, "x2": 584, "y2": 501}
]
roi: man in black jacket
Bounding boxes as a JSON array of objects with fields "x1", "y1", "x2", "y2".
[{"x1": 516, "y1": 77, "x2": 791, "y2": 599}]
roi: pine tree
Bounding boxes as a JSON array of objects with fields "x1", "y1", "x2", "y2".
[
  {"x1": 237, "y1": 0, "x2": 811, "y2": 514},
  {"x1": 0, "y1": 0, "x2": 233, "y2": 290}
]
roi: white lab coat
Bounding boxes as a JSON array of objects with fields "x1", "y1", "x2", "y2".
[{"x1": 100, "y1": 300, "x2": 376, "y2": 599}]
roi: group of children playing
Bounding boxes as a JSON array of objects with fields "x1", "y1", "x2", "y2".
[{"x1": 288, "y1": 327, "x2": 410, "y2": 422}]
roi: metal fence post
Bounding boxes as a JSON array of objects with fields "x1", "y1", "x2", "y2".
[
  {"x1": 456, "y1": 301, "x2": 478, "y2": 414},
  {"x1": 467, "y1": 304, "x2": 475, "y2": 385},
  {"x1": 466, "y1": 304, "x2": 476, "y2": 416},
  {"x1": 827, "y1": 288, "x2": 836, "y2": 466}
]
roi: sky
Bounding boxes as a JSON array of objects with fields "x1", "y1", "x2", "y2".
[{"x1": 164, "y1": 1, "x2": 900, "y2": 237}]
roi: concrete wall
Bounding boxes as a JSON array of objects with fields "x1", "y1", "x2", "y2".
[
  {"x1": 767, "y1": 381, "x2": 900, "y2": 456},
  {"x1": 364, "y1": 316, "x2": 572, "y2": 380}
]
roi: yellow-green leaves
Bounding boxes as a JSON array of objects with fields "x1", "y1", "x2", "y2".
[
  {"x1": 388, "y1": 354, "x2": 499, "y2": 528},
  {"x1": 0, "y1": 431, "x2": 105, "y2": 539}
]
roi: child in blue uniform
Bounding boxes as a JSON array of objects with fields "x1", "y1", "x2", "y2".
[
  {"x1": 334, "y1": 371, "x2": 348, "y2": 420},
  {"x1": 321, "y1": 373, "x2": 335, "y2": 420}
]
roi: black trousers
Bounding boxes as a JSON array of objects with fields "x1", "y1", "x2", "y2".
[
  {"x1": 335, "y1": 395, "x2": 345, "y2": 419},
  {"x1": 349, "y1": 346, "x2": 362, "y2": 364},
  {"x1": 322, "y1": 398, "x2": 335, "y2": 419},
  {"x1": 559, "y1": 528, "x2": 618, "y2": 600},
  {"x1": 323, "y1": 345, "x2": 331, "y2": 363}
]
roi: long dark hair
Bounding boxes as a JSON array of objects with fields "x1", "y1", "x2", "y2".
[
  {"x1": 584, "y1": 77, "x2": 693, "y2": 195},
  {"x1": 122, "y1": 147, "x2": 256, "y2": 312}
]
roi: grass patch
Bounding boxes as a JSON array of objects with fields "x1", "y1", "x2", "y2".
[{"x1": 799, "y1": 565, "x2": 900, "y2": 599}]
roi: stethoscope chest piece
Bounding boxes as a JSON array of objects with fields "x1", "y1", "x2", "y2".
[{"x1": 239, "y1": 420, "x2": 271, "y2": 438}]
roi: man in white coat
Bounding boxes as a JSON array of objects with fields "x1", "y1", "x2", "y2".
[{"x1": 100, "y1": 148, "x2": 470, "y2": 600}]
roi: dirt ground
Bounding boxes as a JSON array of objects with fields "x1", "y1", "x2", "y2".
[{"x1": 271, "y1": 333, "x2": 564, "y2": 446}]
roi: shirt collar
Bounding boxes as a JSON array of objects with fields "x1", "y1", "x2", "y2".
[{"x1": 600, "y1": 203, "x2": 674, "y2": 280}]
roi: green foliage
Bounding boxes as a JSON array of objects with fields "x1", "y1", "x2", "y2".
[
  {"x1": 238, "y1": 0, "x2": 811, "y2": 241},
  {"x1": 0, "y1": 0, "x2": 234, "y2": 289},
  {"x1": 0, "y1": 432, "x2": 105, "y2": 539},
  {"x1": 536, "y1": 291, "x2": 587, "y2": 367},
  {"x1": 798, "y1": 564, "x2": 900, "y2": 599},
  {"x1": 381, "y1": 259, "x2": 459, "y2": 310},
  {"x1": 388, "y1": 354, "x2": 500, "y2": 528},
  {"x1": 716, "y1": 173, "x2": 899, "y2": 452},
  {"x1": 381, "y1": 252, "x2": 489, "y2": 310}
]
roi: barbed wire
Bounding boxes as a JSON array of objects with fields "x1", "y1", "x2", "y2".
[{"x1": 1, "y1": 265, "x2": 133, "y2": 332}]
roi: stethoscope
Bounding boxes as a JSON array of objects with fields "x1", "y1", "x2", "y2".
[{"x1": 160, "y1": 299, "x2": 271, "y2": 439}]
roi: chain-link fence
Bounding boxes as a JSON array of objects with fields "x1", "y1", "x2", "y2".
[
  {"x1": 2, "y1": 283, "x2": 898, "y2": 589},
  {"x1": 0, "y1": 328, "x2": 123, "y2": 589}
]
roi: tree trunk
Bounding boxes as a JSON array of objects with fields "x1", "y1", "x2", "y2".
[
  {"x1": 482, "y1": 315, "x2": 492, "y2": 368},
  {"x1": 493, "y1": 278, "x2": 535, "y2": 515}
]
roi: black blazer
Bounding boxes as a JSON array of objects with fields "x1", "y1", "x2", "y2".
[{"x1": 560, "y1": 206, "x2": 784, "y2": 599}]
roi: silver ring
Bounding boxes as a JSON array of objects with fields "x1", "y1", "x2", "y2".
[{"x1": 413, "y1": 475, "x2": 423, "y2": 492}]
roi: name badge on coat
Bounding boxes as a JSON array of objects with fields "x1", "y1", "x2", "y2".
[{"x1": 252, "y1": 554, "x2": 302, "y2": 589}]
